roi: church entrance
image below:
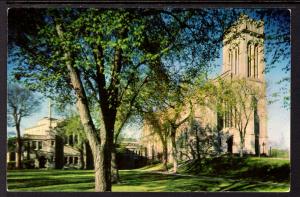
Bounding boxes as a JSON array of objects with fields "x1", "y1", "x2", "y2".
[{"x1": 227, "y1": 136, "x2": 233, "y2": 153}]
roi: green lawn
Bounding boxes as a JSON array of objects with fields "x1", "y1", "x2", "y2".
[
  {"x1": 7, "y1": 162, "x2": 289, "y2": 192},
  {"x1": 178, "y1": 156, "x2": 290, "y2": 183}
]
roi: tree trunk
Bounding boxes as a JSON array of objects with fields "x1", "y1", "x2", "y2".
[
  {"x1": 15, "y1": 123, "x2": 22, "y2": 169},
  {"x1": 56, "y1": 22, "x2": 114, "y2": 191},
  {"x1": 170, "y1": 132, "x2": 178, "y2": 173},
  {"x1": 111, "y1": 145, "x2": 120, "y2": 183},
  {"x1": 240, "y1": 138, "x2": 245, "y2": 157},
  {"x1": 93, "y1": 143, "x2": 112, "y2": 192},
  {"x1": 240, "y1": 147, "x2": 244, "y2": 157},
  {"x1": 162, "y1": 142, "x2": 168, "y2": 171},
  {"x1": 63, "y1": 49, "x2": 110, "y2": 191}
]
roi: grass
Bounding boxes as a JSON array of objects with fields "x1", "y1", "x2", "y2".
[
  {"x1": 178, "y1": 156, "x2": 290, "y2": 182},
  {"x1": 7, "y1": 157, "x2": 290, "y2": 192},
  {"x1": 137, "y1": 162, "x2": 173, "y2": 171}
]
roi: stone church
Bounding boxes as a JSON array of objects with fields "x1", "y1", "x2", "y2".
[{"x1": 141, "y1": 15, "x2": 268, "y2": 161}]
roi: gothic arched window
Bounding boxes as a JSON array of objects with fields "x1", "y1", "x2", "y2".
[
  {"x1": 229, "y1": 49, "x2": 232, "y2": 72},
  {"x1": 254, "y1": 44, "x2": 259, "y2": 78},
  {"x1": 248, "y1": 42, "x2": 259, "y2": 78},
  {"x1": 229, "y1": 47, "x2": 239, "y2": 75},
  {"x1": 247, "y1": 43, "x2": 252, "y2": 77},
  {"x1": 235, "y1": 47, "x2": 239, "y2": 75}
]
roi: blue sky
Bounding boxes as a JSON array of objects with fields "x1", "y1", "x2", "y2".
[{"x1": 7, "y1": 9, "x2": 291, "y2": 150}]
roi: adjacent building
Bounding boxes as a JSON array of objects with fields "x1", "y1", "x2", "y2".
[{"x1": 7, "y1": 116, "x2": 93, "y2": 169}]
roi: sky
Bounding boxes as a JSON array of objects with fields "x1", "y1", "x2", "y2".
[{"x1": 7, "y1": 9, "x2": 291, "y2": 150}]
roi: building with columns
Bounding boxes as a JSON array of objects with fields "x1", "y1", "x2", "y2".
[
  {"x1": 7, "y1": 101, "x2": 93, "y2": 169},
  {"x1": 141, "y1": 14, "x2": 268, "y2": 161},
  {"x1": 6, "y1": 117, "x2": 86, "y2": 169}
]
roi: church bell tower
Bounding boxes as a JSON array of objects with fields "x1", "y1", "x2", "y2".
[
  {"x1": 222, "y1": 14, "x2": 265, "y2": 82},
  {"x1": 221, "y1": 14, "x2": 268, "y2": 155}
]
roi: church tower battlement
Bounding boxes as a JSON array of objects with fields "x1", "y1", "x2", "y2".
[{"x1": 222, "y1": 14, "x2": 265, "y2": 82}]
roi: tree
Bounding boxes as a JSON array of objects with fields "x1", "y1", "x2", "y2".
[
  {"x1": 7, "y1": 83, "x2": 41, "y2": 169},
  {"x1": 214, "y1": 78, "x2": 264, "y2": 157},
  {"x1": 170, "y1": 76, "x2": 222, "y2": 164},
  {"x1": 167, "y1": 111, "x2": 191, "y2": 173},
  {"x1": 136, "y1": 75, "x2": 194, "y2": 172},
  {"x1": 144, "y1": 112, "x2": 170, "y2": 171},
  {"x1": 55, "y1": 114, "x2": 87, "y2": 169},
  {"x1": 111, "y1": 73, "x2": 149, "y2": 183},
  {"x1": 161, "y1": 91, "x2": 192, "y2": 173},
  {"x1": 9, "y1": 9, "x2": 171, "y2": 191}
]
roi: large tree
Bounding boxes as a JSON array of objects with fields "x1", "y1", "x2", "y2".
[
  {"x1": 213, "y1": 78, "x2": 264, "y2": 157},
  {"x1": 7, "y1": 83, "x2": 41, "y2": 169},
  {"x1": 136, "y1": 76, "x2": 193, "y2": 173},
  {"x1": 166, "y1": 103, "x2": 192, "y2": 173}
]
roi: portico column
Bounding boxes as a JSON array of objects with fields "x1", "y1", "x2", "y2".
[{"x1": 7, "y1": 152, "x2": 10, "y2": 162}]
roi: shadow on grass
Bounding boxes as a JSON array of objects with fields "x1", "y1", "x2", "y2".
[
  {"x1": 216, "y1": 180, "x2": 289, "y2": 192},
  {"x1": 116, "y1": 170, "x2": 289, "y2": 192},
  {"x1": 7, "y1": 170, "x2": 94, "y2": 191},
  {"x1": 7, "y1": 168, "x2": 290, "y2": 192}
]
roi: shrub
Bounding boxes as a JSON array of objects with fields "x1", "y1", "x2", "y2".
[
  {"x1": 7, "y1": 161, "x2": 16, "y2": 170},
  {"x1": 23, "y1": 159, "x2": 35, "y2": 169}
]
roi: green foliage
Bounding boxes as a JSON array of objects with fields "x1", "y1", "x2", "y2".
[
  {"x1": 55, "y1": 114, "x2": 86, "y2": 148},
  {"x1": 116, "y1": 146, "x2": 127, "y2": 154},
  {"x1": 7, "y1": 161, "x2": 16, "y2": 170},
  {"x1": 7, "y1": 137, "x2": 17, "y2": 152},
  {"x1": 207, "y1": 78, "x2": 264, "y2": 156},
  {"x1": 269, "y1": 148, "x2": 289, "y2": 158},
  {"x1": 8, "y1": 8, "x2": 290, "y2": 112},
  {"x1": 8, "y1": 8, "x2": 240, "y2": 109},
  {"x1": 23, "y1": 159, "x2": 35, "y2": 169}
]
